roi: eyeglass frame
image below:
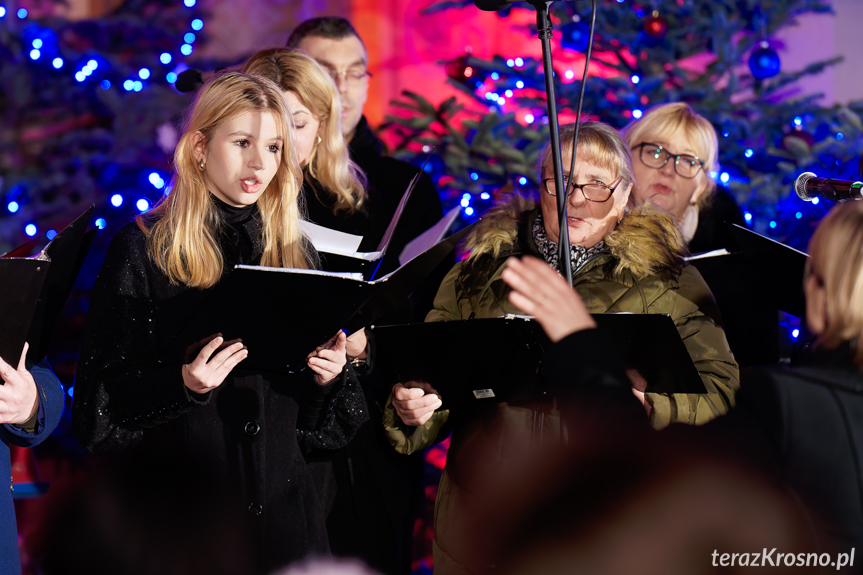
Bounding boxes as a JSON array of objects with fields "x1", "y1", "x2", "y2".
[
  {"x1": 632, "y1": 142, "x2": 705, "y2": 179},
  {"x1": 542, "y1": 175, "x2": 622, "y2": 203},
  {"x1": 320, "y1": 66, "x2": 373, "y2": 84}
]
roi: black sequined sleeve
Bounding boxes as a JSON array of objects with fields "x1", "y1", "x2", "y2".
[
  {"x1": 296, "y1": 363, "x2": 368, "y2": 452},
  {"x1": 71, "y1": 225, "x2": 209, "y2": 453}
]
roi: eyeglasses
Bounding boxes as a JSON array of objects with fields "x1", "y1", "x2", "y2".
[
  {"x1": 633, "y1": 142, "x2": 705, "y2": 179},
  {"x1": 321, "y1": 66, "x2": 373, "y2": 86},
  {"x1": 542, "y1": 176, "x2": 621, "y2": 203}
]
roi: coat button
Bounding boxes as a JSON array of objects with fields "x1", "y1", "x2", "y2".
[
  {"x1": 244, "y1": 421, "x2": 260, "y2": 437},
  {"x1": 248, "y1": 503, "x2": 263, "y2": 516}
]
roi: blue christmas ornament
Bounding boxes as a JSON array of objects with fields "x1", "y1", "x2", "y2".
[
  {"x1": 561, "y1": 22, "x2": 590, "y2": 53},
  {"x1": 749, "y1": 47, "x2": 781, "y2": 80}
]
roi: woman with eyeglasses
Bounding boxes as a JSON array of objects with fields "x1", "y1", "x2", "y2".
[
  {"x1": 622, "y1": 102, "x2": 745, "y2": 253},
  {"x1": 383, "y1": 121, "x2": 739, "y2": 575},
  {"x1": 623, "y1": 103, "x2": 778, "y2": 368}
]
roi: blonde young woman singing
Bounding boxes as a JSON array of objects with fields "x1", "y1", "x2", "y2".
[{"x1": 72, "y1": 72, "x2": 367, "y2": 572}]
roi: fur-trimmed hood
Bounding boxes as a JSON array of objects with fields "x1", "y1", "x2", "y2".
[{"x1": 464, "y1": 195, "x2": 688, "y2": 280}]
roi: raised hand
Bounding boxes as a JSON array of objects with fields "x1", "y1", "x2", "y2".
[
  {"x1": 182, "y1": 336, "x2": 248, "y2": 394},
  {"x1": 501, "y1": 255, "x2": 597, "y2": 343},
  {"x1": 308, "y1": 331, "x2": 348, "y2": 386},
  {"x1": 0, "y1": 343, "x2": 39, "y2": 425},
  {"x1": 392, "y1": 382, "x2": 442, "y2": 427}
]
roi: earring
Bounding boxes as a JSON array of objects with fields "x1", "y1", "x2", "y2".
[
  {"x1": 316, "y1": 136, "x2": 322, "y2": 145},
  {"x1": 199, "y1": 159, "x2": 205, "y2": 171}
]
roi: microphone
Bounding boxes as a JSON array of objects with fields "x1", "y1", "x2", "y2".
[
  {"x1": 175, "y1": 68, "x2": 204, "y2": 93},
  {"x1": 795, "y1": 172, "x2": 863, "y2": 203}
]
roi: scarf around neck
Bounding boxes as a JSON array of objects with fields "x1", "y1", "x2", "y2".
[{"x1": 532, "y1": 212, "x2": 609, "y2": 274}]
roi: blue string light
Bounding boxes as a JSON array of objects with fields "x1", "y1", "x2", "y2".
[
  {"x1": 136, "y1": 199, "x2": 150, "y2": 212},
  {"x1": 837, "y1": 132, "x2": 844, "y2": 141},
  {"x1": 769, "y1": 220, "x2": 777, "y2": 228},
  {"x1": 191, "y1": 18, "x2": 204, "y2": 31},
  {"x1": 29, "y1": 49, "x2": 40, "y2": 60},
  {"x1": 133, "y1": 80, "x2": 143, "y2": 92},
  {"x1": 160, "y1": 52, "x2": 173, "y2": 64},
  {"x1": 110, "y1": 194, "x2": 124, "y2": 207},
  {"x1": 470, "y1": 172, "x2": 479, "y2": 181},
  {"x1": 75, "y1": 71, "x2": 86, "y2": 82},
  {"x1": 95, "y1": 218, "x2": 106, "y2": 229},
  {"x1": 744, "y1": 212, "x2": 752, "y2": 222},
  {"x1": 7, "y1": 201, "x2": 19, "y2": 213},
  {"x1": 744, "y1": 148, "x2": 753, "y2": 158},
  {"x1": 465, "y1": 207, "x2": 475, "y2": 216},
  {"x1": 0, "y1": 7, "x2": 6, "y2": 18},
  {"x1": 719, "y1": 172, "x2": 730, "y2": 183},
  {"x1": 100, "y1": 79, "x2": 111, "y2": 90},
  {"x1": 461, "y1": 197, "x2": 470, "y2": 207},
  {"x1": 180, "y1": 44, "x2": 193, "y2": 56},
  {"x1": 32, "y1": 39, "x2": 43, "y2": 49},
  {"x1": 632, "y1": 109, "x2": 642, "y2": 119},
  {"x1": 518, "y1": 176, "x2": 528, "y2": 185},
  {"x1": 184, "y1": 32, "x2": 196, "y2": 44},
  {"x1": 52, "y1": 57, "x2": 63, "y2": 69},
  {"x1": 525, "y1": 113, "x2": 534, "y2": 123},
  {"x1": 184, "y1": 0, "x2": 196, "y2": 6},
  {"x1": 793, "y1": 116, "x2": 802, "y2": 126},
  {"x1": 139, "y1": 68, "x2": 151, "y2": 79},
  {"x1": 515, "y1": 58, "x2": 523, "y2": 66},
  {"x1": 123, "y1": 79, "x2": 134, "y2": 91},
  {"x1": 166, "y1": 72, "x2": 178, "y2": 83},
  {"x1": 490, "y1": 72, "x2": 500, "y2": 80},
  {"x1": 812, "y1": 197, "x2": 820, "y2": 205},
  {"x1": 506, "y1": 59, "x2": 514, "y2": 67},
  {"x1": 516, "y1": 80, "x2": 524, "y2": 88},
  {"x1": 796, "y1": 212, "x2": 802, "y2": 219},
  {"x1": 481, "y1": 192, "x2": 491, "y2": 200},
  {"x1": 24, "y1": 223, "x2": 37, "y2": 236},
  {"x1": 46, "y1": 229, "x2": 57, "y2": 240},
  {"x1": 792, "y1": 328, "x2": 800, "y2": 338},
  {"x1": 17, "y1": 8, "x2": 27, "y2": 18}
]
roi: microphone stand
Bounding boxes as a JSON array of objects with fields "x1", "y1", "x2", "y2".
[{"x1": 529, "y1": 1, "x2": 572, "y2": 286}]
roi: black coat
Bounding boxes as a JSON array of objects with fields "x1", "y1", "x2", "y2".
[
  {"x1": 349, "y1": 115, "x2": 449, "y2": 321},
  {"x1": 71, "y1": 212, "x2": 368, "y2": 573},
  {"x1": 725, "y1": 347, "x2": 863, "y2": 553},
  {"x1": 302, "y1": 170, "x2": 388, "y2": 254},
  {"x1": 689, "y1": 188, "x2": 779, "y2": 367}
]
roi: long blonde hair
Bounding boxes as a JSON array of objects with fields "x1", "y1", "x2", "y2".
[
  {"x1": 242, "y1": 48, "x2": 366, "y2": 215},
  {"x1": 137, "y1": 71, "x2": 314, "y2": 289},
  {"x1": 808, "y1": 201, "x2": 863, "y2": 367}
]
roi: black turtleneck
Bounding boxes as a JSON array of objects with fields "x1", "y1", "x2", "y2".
[{"x1": 210, "y1": 193, "x2": 260, "y2": 268}]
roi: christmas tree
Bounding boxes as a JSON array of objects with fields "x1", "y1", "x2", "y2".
[
  {"x1": 0, "y1": 0, "x2": 205, "y2": 257},
  {"x1": 381, "y1": 0, "x2": 861, "y2": 250}
]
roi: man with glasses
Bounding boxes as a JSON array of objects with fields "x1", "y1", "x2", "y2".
[{"x1": 287, "y1": 17, "x2": 444, "y2": 575}]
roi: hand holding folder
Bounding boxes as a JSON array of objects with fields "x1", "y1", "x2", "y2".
[{"x1": 159, "y1": 222, "x2": 475, "y2": 373}]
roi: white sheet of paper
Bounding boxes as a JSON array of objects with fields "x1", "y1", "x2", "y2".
[
  {"x1": 684, "y1": 248, "x2": 730, "y2": 261},
  {"x1": 299, "y1": 220, "x2": 363, "y2": 256},
  {"x1": 398, "y1": 207, "x2": 461, "y2": 266}
]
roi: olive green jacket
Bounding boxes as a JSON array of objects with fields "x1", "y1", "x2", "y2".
[
  {"x1": 385, "y1": 200, "x2": 739, "y2": 438},
  {"x1": 382, "y1": 200, "x2": 739, "y2": 574}
]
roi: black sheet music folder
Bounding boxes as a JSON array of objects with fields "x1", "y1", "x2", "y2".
[
  {"x1": 158, "y1": 223, "x2": 474, "y2": 373},
  {"x1": 370, "y1": 313, "x2": 706, "y2": 410},
  {"x1": 0, "y1": 206, "x2": 96, "y2": 365}
]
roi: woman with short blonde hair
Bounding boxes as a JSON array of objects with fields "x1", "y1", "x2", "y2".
[{"x1": 622, "y1": 102, "x2": 744, "y2": 251}]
